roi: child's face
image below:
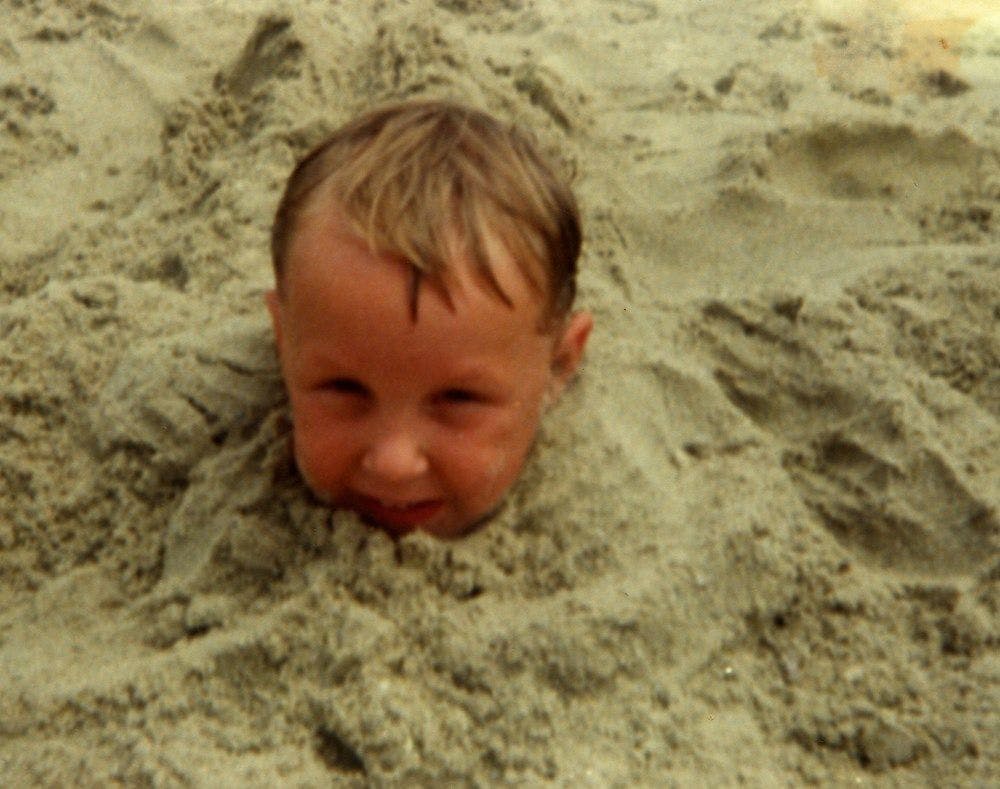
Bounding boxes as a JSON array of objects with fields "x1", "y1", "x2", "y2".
[{"x1": 267, "y1": 205, "x2": 591, "y2": 538}]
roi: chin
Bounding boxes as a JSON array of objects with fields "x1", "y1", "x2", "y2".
[
  {"x1": 422, "y1": 503, "x2": 504, "y2": 540},
  {"x1": 376, "y1": 515, "x2": 472, "y2": 540},
  {"x1": 367, "y1": 505, "x2": 497, "y2": 540}
]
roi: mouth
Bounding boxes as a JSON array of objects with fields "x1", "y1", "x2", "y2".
[{"x1": 353, "y1": 495, "x2": 445, "y2": 531}]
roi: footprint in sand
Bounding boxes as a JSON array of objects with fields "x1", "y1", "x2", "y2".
[
  {"x1": 763, "y1": 121, "x2": 1000, "y2": 242},
  {"x1": 694, "y1": 282, "x2": 998, "y2": 579},
  {"x1": 764, "y1": 122, "x2": 986, "y2": 204}
]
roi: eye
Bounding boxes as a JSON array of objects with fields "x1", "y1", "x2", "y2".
[
  {"x1": 322, "y1": 377, "x2": 369, "y2": 396},
  {"x1": 440, "y1": 388, "x2": 481, "y2": 405}
]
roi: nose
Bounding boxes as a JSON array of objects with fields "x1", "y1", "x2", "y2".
[{"x1": 361, "y1": 427, "x2": 429, "y2": 483}]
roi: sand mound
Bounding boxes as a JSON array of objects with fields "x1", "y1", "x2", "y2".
[{"x1": 1, "y1": 1, "x2": 997, "y2": 785}]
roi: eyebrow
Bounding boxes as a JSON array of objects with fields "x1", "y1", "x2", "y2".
[{"x1": 445, "y1": 365, "x2": 507, "y2": 391}]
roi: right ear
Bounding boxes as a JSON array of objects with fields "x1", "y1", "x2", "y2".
[{"x1": 265, "y1": 289, "x2": 283, "y2": 350}]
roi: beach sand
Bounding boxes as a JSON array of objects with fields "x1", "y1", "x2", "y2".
[{"x1": 1, "y1": 0, "x2": 998, "y2": 784}]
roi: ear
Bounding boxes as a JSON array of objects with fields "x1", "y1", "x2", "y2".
[
  {"x1": 265, "y1": 289, "x2": 284, "y2": 351},
  {"x1": 548, "y1": 310, "x2": 593, "y2": 401}
]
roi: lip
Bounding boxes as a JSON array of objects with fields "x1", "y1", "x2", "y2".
[{"x1": 354, "y1": 495, "x2": 445, "y2": 531}]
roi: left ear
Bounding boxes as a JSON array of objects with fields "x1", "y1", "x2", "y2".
[{"x1": 548, "y1": 310, "x2": 593, "y2": 401}]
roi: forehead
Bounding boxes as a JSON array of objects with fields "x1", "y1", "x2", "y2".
[
  {"x1": 281, "y1": 206, "x2": 550, "y2": 370},
  {"x1": 290, "y1": 181, "x2": 553, "y2": 313}
]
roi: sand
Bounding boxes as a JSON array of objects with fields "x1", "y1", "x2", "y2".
[{"x1": 1, "y1": 0, "x2": 998, "y2": 785}]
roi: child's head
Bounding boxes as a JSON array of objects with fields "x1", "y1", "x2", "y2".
[{"x1": 266, "y1": 99, "x2": 592, "y2": 538}]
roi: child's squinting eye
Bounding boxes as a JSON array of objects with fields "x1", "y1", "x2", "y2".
[
  {"x1": 440, "y1": 388, "x2": 482, "y2": 405},
  {"x1": 323, "y1": 378, "x2": 369, "y2": 396}
]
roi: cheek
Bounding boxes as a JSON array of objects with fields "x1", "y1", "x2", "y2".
[
  {"x1": 288, "y1": 400, "x2": 358, "y2": 493},
  {"x1": 442, "y1": 410, "x2": 541, "y2": 500}
]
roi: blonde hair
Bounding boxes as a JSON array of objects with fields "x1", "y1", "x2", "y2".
[{"x1": 271, "y1": 99, "x2": 581, "y2": 327}]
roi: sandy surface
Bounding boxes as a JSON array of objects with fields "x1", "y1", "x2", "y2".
[{"x1": 1, "y1": 0, "x2": 998, "y2": 785}]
